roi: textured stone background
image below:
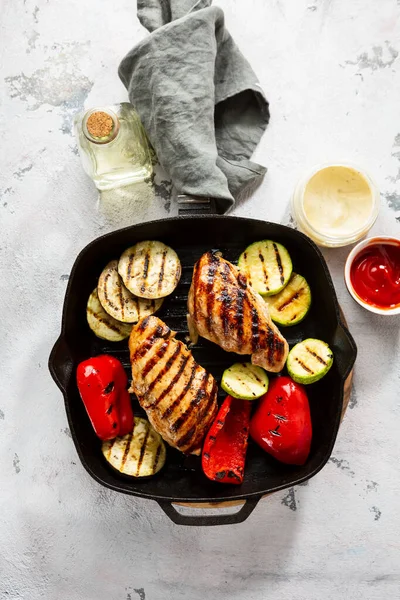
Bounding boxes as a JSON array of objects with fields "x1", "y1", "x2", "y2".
[{"x1": 1, "y1": 1, "x2": 400, "y2": 599}]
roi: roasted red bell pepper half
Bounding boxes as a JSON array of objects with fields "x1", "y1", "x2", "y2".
[
  {"x1": 202, "y1": 396, "x2": 251, "y2": 485},
  {"x1": 76, "y1": 355, "x2": 134, "y2": 440},
  {"x1": 250, "y1": 376, "x2": 312, "y2": 465}
]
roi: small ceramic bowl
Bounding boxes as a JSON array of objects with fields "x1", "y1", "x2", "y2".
[{"x1": 345, "y1": 236, "x2": 400, "y2": 315}]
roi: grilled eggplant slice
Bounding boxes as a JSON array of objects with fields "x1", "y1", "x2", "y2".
[
  {"x1": 221, "y1": 363, "x2": 269, "y2": 400},
  {"x1": 118, "y1": 241, "x2": 181, "y2": 299},
  {"x1": 98, "y1": 260, "x2": 163, "y2": 323},
  {"x1": 102, "y1": 417, "x2": 166, "y2": 477},
  {"x1": 238, "y1": 240, "x2": 292, "y2": 296},
  {"x1": 86, "y1": 288, "x2": 132, "y2": 341},
  {"x1": 287, "y1": 339, "x2": 333, "y2": 384},
  {"x1": 264, "y1": 273, "x2": 311, "y2": 326}
]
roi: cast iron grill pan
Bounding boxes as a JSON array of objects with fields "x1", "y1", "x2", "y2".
[{"x1": 49, "y1": 216, "x2": 356, "y2": 525}]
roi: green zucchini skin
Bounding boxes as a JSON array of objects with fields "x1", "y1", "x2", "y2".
[
  {"x1": 264, "y1": 273, "x2": 311, "y2": 326},
  {"x1": 287, "y1": 339, "x2": 333, "y2": 384},
  {"x1": 238, "y1": 240, "x2": 293, "y2": 296},
  {"x1": 221, "y1": 363, "x2": 269, "y2": 400}
]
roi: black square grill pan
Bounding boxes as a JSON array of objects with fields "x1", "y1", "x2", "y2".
[{"x1": 49, "y1": 216, "x2": 357, "y2": 525}]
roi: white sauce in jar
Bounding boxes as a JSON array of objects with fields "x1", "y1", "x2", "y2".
[{"x1": 302, "y1": 166, "x2": 374, "y2": 237}]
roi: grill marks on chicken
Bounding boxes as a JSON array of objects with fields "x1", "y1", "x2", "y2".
[
  {"x1": 188, "y1": 251, "x2": 289, "y2": 373},
  {"x1": 129, "y1": 316, "x2": 218, "y2": 455}
]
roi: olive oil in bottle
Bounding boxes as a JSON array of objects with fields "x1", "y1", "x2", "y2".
[{"x1": 74, "y1": 103, "x2": 153, "y2": 191}]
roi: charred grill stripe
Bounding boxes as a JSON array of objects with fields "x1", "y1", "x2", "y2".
[
  {"x1": 158, "y1": 249, "x2": 168, "y2": 291},
  {"x1": 219, "y1": 260, "x2": 233, "y2": 336},
  {"x1": 140, "y1": 249, "x2": 151, "y2": 294},
  {"x1": 295, "y1": 357, "x2": 314, "y2": 373},
  {"x1": 117, "y1": 274, "x2": 125, "y2": 320},
  {"x1": 205, "y1": 253, "x2": 219, "y2": 331},
  {"x1": 277, "y1": 292, "x2": 301, "y2": 312},
  {"x1": 251, "y1": 306, "x2": 260, "y2": 352},
  {"x1": 258, "y1": 251, "x2": 269, "y2": 290},
  {"x1": 275, "y1": 338, "x2": 285, "y2": 362},
  {"x1": 121, "y1": 431, "x2": 133, "y2": 469},
  {"x1": 191, "y1": 260, "x2": 201, "y2": 323},
  {"x1": 152, "y1": 352, "x2": 190, "y2": 405},
  {"x1": 138, "y1": 315, "x2": 152, "y2": 331},
  {"x1": 171, "y1": 372, "x2": 210, "y2": 434},
  {"x1": 273, "y1": 242, "x2": 285, "y2": 284},
  {"x1": 266, "y1": 326, "x2": 275, "y2": 365},
  {"x1": 141, "y1": 340, "x2": 170, "y2": 378},
  {"x1": 177, "y1": 379, "x2": 219, "y2": 453},
  {"x1": 107, "y1": 438, "x2": 116, "y2": 461},
  {"x1": 176, "y1": 425, "x2": 196, "y2": 451},
  {"x1": 136, "y1": 426, "x2": 151, "y2": 476},
  {"x1": 269, "y1": 428, "x2": 281, "y2": 437},
  {"x1": 87, "y1": 308, "x2": 127, "y2": 333},
  {"x1": 152, "y1": 443, "x2": 162, "y2": 474},
  {"x1": 127, "y1": 251, "x2": 134, "y2": 281},
  {"x1": 103, "y1": 272, "x2": 118, "y2": 311},
  {"x1": 305, "y1": 346, "x2": 328, "y2": 365},
  {"x1": 132, "y1": 325, "x2": 165, "y2": 360},
  {"x1": 249, "y1": 369, "x2": 264, "y2": 384},
  {"x1": 201, "y1": 379, "x2": 218, "y2": 419},
  {"x1": 147, "y1": 344, "x2": 182, "y2": 393},
  {"x1": 236, "y1": 288, "x2": 245, "y2": 350},
  {"x1": 161, "y1": 364, "x2": 198, "y2": 419}
]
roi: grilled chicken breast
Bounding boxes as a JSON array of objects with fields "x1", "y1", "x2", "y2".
[
  {"x1": 129, "y1": 316, "x2": 218, "y2": 455},
  {"x1": 187, "y1": 251, "x2": 289, "y2": 372}
]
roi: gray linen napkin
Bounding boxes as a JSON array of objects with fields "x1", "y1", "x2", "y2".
[{"x1": 119, "y1": 0, "x2": 270, "y2": 214}]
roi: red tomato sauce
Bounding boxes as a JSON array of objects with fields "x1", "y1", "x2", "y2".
[{"x1": 350, "y1": 241, "x2": 400, "y2": 309}]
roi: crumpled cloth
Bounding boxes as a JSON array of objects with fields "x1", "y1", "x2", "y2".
[{"x1": 119, "y1": 0, "x2": 270, "y2": 214}]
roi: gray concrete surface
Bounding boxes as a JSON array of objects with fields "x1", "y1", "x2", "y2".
[{"x1": 1, "y1": 1, "x2": 400, "y2": 599}]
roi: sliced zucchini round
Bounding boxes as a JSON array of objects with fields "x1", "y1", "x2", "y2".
[
  {"x1": 98, "y1": 260, "x2": 163, "y2": 323},
  {"x1": 86, "y1": 288, "x2": 132, "y2": 341},
  {"x1": 264, "y1": 273, "x2": 311, "y2": 326},
  {"x1": 221, "y1": 363, "x2": 269, "y2": 400},
  {"x1": 102, "y1": 417, "x2": 166, "y2": 478},
  {"x1": 118, "y1": 241, "x2": 181, "y2": 299},
  {"x1": 238, "y1": 240, "x2": 293, "y2": 296},
  {"x1": 287, "y1": 339, "x2": 333, "y2": 384}
]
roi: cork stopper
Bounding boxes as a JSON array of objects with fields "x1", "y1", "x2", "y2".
[
  {"x1": 86, "y1": 111, "x2": 114, "y2": 138},
  {"x1": 82, "y1": 108, "x2": 119, "y2": 143}
]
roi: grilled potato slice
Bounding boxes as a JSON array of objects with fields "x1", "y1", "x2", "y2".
[
  {"x1": 102, "y1": 417, "x2": 166, "y2": 477},
  {"x1": 98, "y1": 260, "x2": 163, "y2": 323},
  {"x1": 238, "y1": 240, "x2": 292, "y2": 296},
  {"x1": 86, "y1": 288, "x2": 132, "y2": 341},
  {"x1": 118, "y1": 241, "x2": 181, "y2": 299}
]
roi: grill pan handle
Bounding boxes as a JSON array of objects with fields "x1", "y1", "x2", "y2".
[
  {"x1": 48, "y1": 336, "x2": 73, "y2": 392},
  {"x1": 177, "y1": 195, "x2": 217, "y2": 215},
  {"x1": 157, "y1": 497, "x2": 261, "y2": 526}
]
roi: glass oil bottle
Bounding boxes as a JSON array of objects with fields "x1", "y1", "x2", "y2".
[{"x1": 74, "y1": 103, "x2": 153, "y2": 191}]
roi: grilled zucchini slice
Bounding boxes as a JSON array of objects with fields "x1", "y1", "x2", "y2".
[
  {"x1": 221, "y1": 363, "x2": 269, "y2": 400},
  {"x1": 118, "y1": 241, "x2": 181, "y2": 299},
  {"x1": 86, "y1": 288, "x2": 132, "y2": 341},
  {"x1": 238, "y1": 240, "x2": 292, "y2": 296},
  {"x1": 102, "y1": 417, "x2": 166, "y2": 478},
  {"x1": 264, "y1": 273, "x2": 311, "y2": 326},
  {"x1": 287, "y1": 339, "x2": 333, "y2": 384},
  {"x1": 98, "y1": 260, "x2": 163, "y2": 323}
]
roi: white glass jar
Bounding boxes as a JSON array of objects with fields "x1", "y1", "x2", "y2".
[
  {"x1": 74, "y1": 103, "x2": 153, "y2": 191},
  {"x1": 291, "y1": 162, "x2": 380, "y2": 247}
]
